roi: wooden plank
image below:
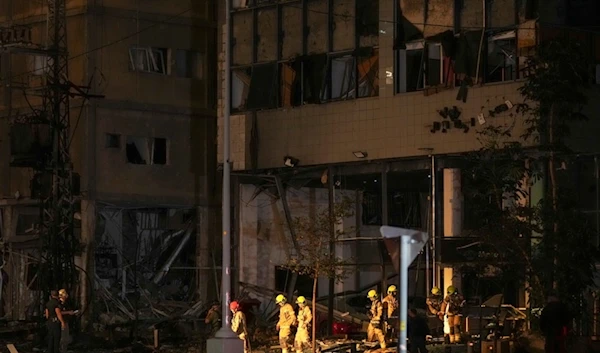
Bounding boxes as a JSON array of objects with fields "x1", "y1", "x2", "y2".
[{"x1": 7, "y1": 344, "x2": 19, "y2": 353}]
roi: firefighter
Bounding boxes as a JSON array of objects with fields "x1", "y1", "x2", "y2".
[
  {"x1": 275, "y1": 294, "x2": 297, "y2": 353},
  {"x1": 294, "y1": 296, "x2": 312, "y2": 353},
  {"x1": 426, "y1": 287, "x2": 444, "y2": 319},
  {"x1": 366, "y1": 290, "x2": 386, "y2": 349},
  {"x1": 230, "y1": 301, "x2": 250, "y2": 353},
  {"x1": 382, "y1": 285, "x2": 399, "y2": 338},
  {"x1": 440, "y1": 286, "x2": 465, "y2": 344}
]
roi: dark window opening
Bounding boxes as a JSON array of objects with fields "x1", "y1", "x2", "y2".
[
  {"x1": 426, "y1": 43, "x2": 442, "y2": 87},
  {"x1": 358, "y1": 48, "x2": 379, "y2": 97},
  {"x1": 126, "y1": 136, "x2": 149, "y2": 165},
  {"x1": 27, "y1": 263, "x2": 40, "y2": 290},
  {"x1": 246, "y1": 63, "x2": 278, "y2": 110},
  {"x1": 175, "y1": 50, "x2": 204, "y2": 79},
  {"x1": 10, "y1": 123, "x2": 52, "y2": 167},
  {"x1": 362, "y1": 192, "x2": 382, "y2": 226},
  {"x1": 280, "y1": 62, "x2": 302, "y2": 107},
  {"x1": 152, "y1": 138, "x2": 168, "y2": 165},
  {"x1": 303, "y1": 54, "x2": 329, "y2": 104},
  {"x1": 396, "y1": 44, "x2": 424, "y2": 93},
  {"x1": 486, "y1": 32, "x2": 517, "y2": 83},
  {"x1": 105, "y1": 133, "x2": 121, "y2": 148},
  {"x1": 388, "y1": 191, "x2": 423, "y2": 228},
  {"x1": 275, "y1": 266, "x2": 313, "y2": 294},
  {"x1": 16, "y1": 208, "x2": 40, "y2": 236},
  {"x1": 232, "y1": 67, "x2": 252, "y2": 111}
]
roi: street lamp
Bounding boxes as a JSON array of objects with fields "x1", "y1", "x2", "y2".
[{"x1": 206, "y1": 0, "x2": 244, "y2": 351}]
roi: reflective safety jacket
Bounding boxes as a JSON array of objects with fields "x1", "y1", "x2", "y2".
[
  {"x1": 231, "y1": 310, "x2": 247, "y2": 336},
  {"x1": 382, "y1": 294, "x2": 398, "y2": 318},
  {"x1": 297, "y1": 305, "x2": 312, "y2": 329},
  {"x1": 369, "y1": 299, "x2": 383, "y2": 324},
  {"x1": 278, "y1": 303, "x2": 297, "y2": 328}
]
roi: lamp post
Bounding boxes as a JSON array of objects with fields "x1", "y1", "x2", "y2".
[{"x1": 206, "y1": 0, "x2": 244, "y2": 350}]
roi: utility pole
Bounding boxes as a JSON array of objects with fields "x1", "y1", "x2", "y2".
[
  {"x1": 3, "y1": 0, "x2": 103, "y2": 297},
  {"x1": 206, "y1": 0, "x2": 243, "y2": 350},
  {"x1": 40, "y1": 0, "x2": 77, "y2": 293}
]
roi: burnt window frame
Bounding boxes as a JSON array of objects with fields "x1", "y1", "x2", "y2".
[
  {"x1": 229, "y1": 0, "x2": 379, "y2": 112},
  {"x1": 485, "y1": 30, "x2": 519, "y2": 84},
  {"x1": 394, "y1": 41, "x2": 447, "y2": 94}
]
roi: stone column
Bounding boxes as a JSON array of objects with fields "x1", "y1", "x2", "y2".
[{"x1": 78, "y1": 199, "x2": 96, "y2": 329}]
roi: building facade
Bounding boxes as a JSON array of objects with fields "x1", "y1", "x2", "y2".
[
  {"x1": 0, "y1": 0, "x2": 218, "y2": 321},
  {"x1": 219, "y1": 0, "x2": 600, "y2": 309}
]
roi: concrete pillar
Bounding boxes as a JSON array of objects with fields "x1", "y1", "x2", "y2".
[
  {"x1": 442, "y1": 169, "x2": 462, "y2": 294},
  {"x1": 197, "y1": 205, "x2": 219, "y2": 303},
  {"x1": 78, "y1": 199, "x2": 96, "y2": 329}
]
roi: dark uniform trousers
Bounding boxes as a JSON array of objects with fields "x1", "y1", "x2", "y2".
[{"x1": 48, "y1": 319, "x2": 62, "y2": 353}]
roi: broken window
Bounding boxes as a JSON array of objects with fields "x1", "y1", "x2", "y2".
[
  {"x1": 302, "y1": 54, "x2": 328, "y2": 104},
  {"x1": 332, "y1": 0, "x2": 355, "y2": 51},
  {"x1": 232, "y1": 67, "x2": 251, "y2": 111},
  {"x1": 105, "y1": 133, "x2": 120, "y2": 148},
  {"x1": 152, "y1": 138, "x2": 168, "y2": 165},
  {"x1": 486, "y1": 31, "x2": 517, "y2": 83},
  {"x1": 356, "y1": 0, "x2": 379, "y2": 47},
  {"x1": 129, "y1": 47, "x2": 168, "y2": 74},
  {"x1": 280, "y1": 62, "x2": 302, "y2": 107},
  {"x1": 174, "y1": 50, "x2": 204, "y2": 79},
  {"x1": 256, "y1": 8, "x2": 277, "y2": 62},
  {"x1": 426, "y1": 43, "x2": 443, "y2": 87},
  {"x1": 246, "y1": 63, "x2": 278, "y2": 109},
  {"x1": 396, "y1": 42, "x2": 424, "y2": 93},
  {"x1": 322, "y1": 54, "x2": 356, "y2": 101},
  {"x1": 358, "y1": 48, "x2": 379, "y2": 98},
  {"x1": 10, "y1": 123, "x2": 52, "y2": 167},
  {"x1": 16, "y1": 207, "x2": 40, "y2": 236},
  {"x1": 126, "y1": 136, "x2": 150, "y2": 164}
]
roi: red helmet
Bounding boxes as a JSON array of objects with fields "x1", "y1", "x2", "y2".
[{"x1": 229, "y1": 301, "x2": 240, "y2": 311}]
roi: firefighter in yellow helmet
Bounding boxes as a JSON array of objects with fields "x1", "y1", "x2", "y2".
[
  {"x1": 275, "y1": 294, "x2": 297, "y2": 353},
  {"x1": 382, "y1": 285, "x2": 399, "y2": 339},
  {"x1": 366, "y1": 290, "x2": 386, "y2": 349},
  {"x1": 426, "y1": 286, "x2": 444, "y2": 319},
  {"x1": 294, "y1": 296, "x2": 312, "y2": 353},
  {"x1": 440, "y1": 286, "x2": 466, "y2": 344},
  {"x1": 230, "y1": 301, "x2": 249, "y2": 353}
]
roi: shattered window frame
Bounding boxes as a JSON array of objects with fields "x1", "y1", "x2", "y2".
[
  {"x1": 129, "y1": 47, "x2": 169, "y2": 75},
  {"x1": 230, "y1": 0, "x2": 379, "y2": 112},
  {"x1": 231, "y1": 67, "x2": 252, "y2": 112},
  {"x1": 321, "y1": 53, "x2": 357, "y2": 102},
  {"x1": 125, "y1": 136, "x2": 150, "y2": 165},
  {"x1": 486, "y1": 30, "x2": 518, "y2": 83},
  {"x1": 395, "y1": 41, "x2": 425, "y2": 93}
]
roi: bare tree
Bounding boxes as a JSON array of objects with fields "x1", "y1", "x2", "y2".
[{"x1": 283, "y1": 195, "x2": 355, "y2": 352}]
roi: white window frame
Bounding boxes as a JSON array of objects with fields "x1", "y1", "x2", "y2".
[{"x1": 129, "y1": 47, "x2": 167, "y2": 75}]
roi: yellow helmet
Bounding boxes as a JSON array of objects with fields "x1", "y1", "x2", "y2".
[
  {"x1": 367, "y1": 289, "x2": 378, "y2": 299},
  {"x1": 431, "y1": 287, "x2": 441, "y2": 295},
  {"x1": 447, "y1": 286, "x2": 457, "y2": 295},
  {"x1": 387, "y1": 285, "x2": 397, "y2": 294},
  {"x1": 275, "y1": 294, "x2": 286, "y2": 304},
  {"x1": 296, "y1": 296, "x2": 307, "y2": 304}
]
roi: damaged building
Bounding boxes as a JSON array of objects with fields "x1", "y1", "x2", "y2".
[
  {"x1": 219, "y1": 0, "x2": 600, "y2": 328},
  {"x1": 0, "y1": 0, "x2": 220, "y2": 327}
]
